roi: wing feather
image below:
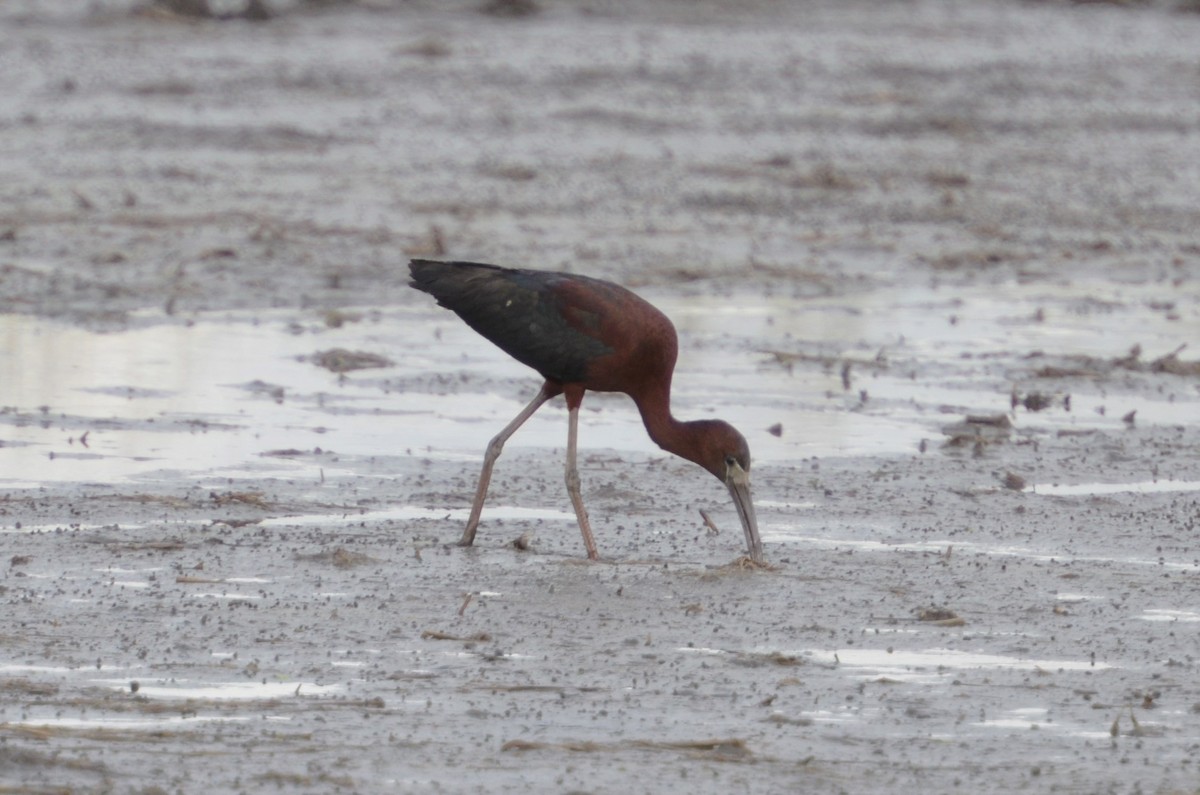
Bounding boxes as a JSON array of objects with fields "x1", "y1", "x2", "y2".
[{"x1": 409, "y1": 259, "x2": 613, "y2": 383}]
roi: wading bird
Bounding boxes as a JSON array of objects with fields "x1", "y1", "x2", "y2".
[{"x1": 409, "y1": 259, "x2": 763, "y2": 564}]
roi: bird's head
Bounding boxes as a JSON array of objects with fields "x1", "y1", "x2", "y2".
[
  {"x1": 694, "y1": 421, "x2": 764, "y2": 564},
  {"x1": 692, "y1": 420, "x2": 751, "y2": 480}
]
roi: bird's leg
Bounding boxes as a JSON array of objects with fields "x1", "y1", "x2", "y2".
[
  {"x1": 460, "y1": 383, "x2": 556, "y2": 547},
  {"x1": 564, "y1": 399, "x2": 599, "y2": 560}
]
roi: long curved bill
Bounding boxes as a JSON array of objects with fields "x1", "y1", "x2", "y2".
[{"x1": 725, "y1": 463, "x2": 764, "y2": 564}]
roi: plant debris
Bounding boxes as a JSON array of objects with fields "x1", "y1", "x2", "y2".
[
  {"x1": 917, "y1": 607, "x2": 965, "y2": 627},
  {"x1": 501, "y1": 737, "x2": 752, "y2": 762},
  {"x1": 310, "y1": 349, "x2": 394, "y2": 373},
  {"x1": 421, "y1": 630, "x2": 492, "y2": 643},
  {"x1": 1032, "y1": 344, "x2": 1200, "y2": 379}
]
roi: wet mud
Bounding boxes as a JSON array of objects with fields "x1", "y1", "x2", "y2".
[{"x1": 2, "y1": 1, "x2": 1200, "y2": 793}]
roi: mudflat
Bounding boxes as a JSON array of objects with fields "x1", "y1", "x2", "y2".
[{"x1": 2, "y1": 2, "x2": 1198, "y2": 792}]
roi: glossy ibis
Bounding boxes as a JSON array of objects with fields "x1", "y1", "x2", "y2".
[{"x1": 409, "y1": 259, "x2": 763, "y2": 564}]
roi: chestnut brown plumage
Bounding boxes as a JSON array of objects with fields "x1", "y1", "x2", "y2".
[{"x1": 409, "y1": 259, "x2": 763, "y2": 563}]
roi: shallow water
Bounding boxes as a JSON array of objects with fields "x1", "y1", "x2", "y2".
[{"x1": 3, "y1": 279, "x2": 1194, "y2": 497}]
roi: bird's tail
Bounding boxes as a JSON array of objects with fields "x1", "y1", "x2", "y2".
[{"x1": 409, "y1": 259, "x2": 507, "y2": 296}]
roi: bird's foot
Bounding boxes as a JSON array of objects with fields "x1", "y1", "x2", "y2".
[{"x1": 723, "y1": 555, "x2": 775, "y2": 571}]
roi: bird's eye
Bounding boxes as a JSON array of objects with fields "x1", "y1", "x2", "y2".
[{"x1": 724, "y1": 455, "x2": 737, "y2": 467}]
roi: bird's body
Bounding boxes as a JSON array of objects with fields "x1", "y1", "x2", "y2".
[
  {"x1": 410, "y1": 261, "x2": 672, "y2": 396},
  {"x1": 409, "y1": 259, "x2": 763, "y2": 563}
]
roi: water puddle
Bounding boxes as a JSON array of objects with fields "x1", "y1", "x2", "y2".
[
  {"x1": 1055, "y1": 593, "x2": 1103, "y2": 603},
  {"x1": 0, "y1": 662, "x2": 341, "y2": 700},
  {"x1": 5, "y1": 715, "x2": 262, "y2": 731},
  {"x1": 1138, "y1": 609, "x2": 1200, "y2": 623},
  {"x1": 971, "y1": 707, "x2": 1112, "y2": 740},
  {"x1": 799, "y1": 647, "x2": 1111, "y2": 680},
  {"x1": 98, "y1": 679, "x2": 344, "y2": 700},
  {"x1": 1031, "y1": 480, "x2": 1200, "y2": 497},
  {"x1": 0, "y1": 662, "x2": 344, "y2": 735},
  {"x1": 257, "y1": 503, "x2": 579, "y2": 528},
  {"x1": 3, "y1": 679, "x2": 343, "y2": 735},
  {"x1": 765, "y1": 528, "x2": 1200, "y2": 571},
  {"x1": 680, "y1": 645, "x2": 1111, "y2": 684},
  {"x1": 1, "y1": 279, "x2": 1195, "y2": 491}
]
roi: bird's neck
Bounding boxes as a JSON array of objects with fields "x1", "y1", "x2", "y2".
[{"x1": 633, "y1": 384, "x2": 703, "y2": 468}]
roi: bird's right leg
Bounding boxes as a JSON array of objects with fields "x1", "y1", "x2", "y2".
[
  {"x1": 564, "y1": 400, "x2": 599, "y2": 560},
  {"x1": 460, "y1": 383, "x2": 557, "y2": 547}
]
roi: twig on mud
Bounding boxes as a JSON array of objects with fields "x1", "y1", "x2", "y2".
[
  {"x1": 916, "y1": 607, "x2": 966, "y2": 627},
  {"x1": 1032, "y1": 342, "x2": 1200, "y2": 378},
  {"x1": 1148, "y1": 343, "x2": 1198, "y2": 375},
  {"x1": 209, "y1": 490, "x2": 270, "y2": 507},
  {"x1": 95, "y1": 539, "x2": 188, "y2": 552},
  {"x1": 421, "y1": 630, "x2": 491, "y2": 642},
  {"x1": 501, "y1": 737, "x2": 752, "y2": 761},
  {"x1": 460, "y1": 681, "x2": 604, "y2": 694},
  {"x1": 309, "y1": 348, "x2": 394, "y2": 374},
  {"x1": 727, "y1": 650, "x2": 804, "y2": 668},
  {"x1": 210, "y1": 518, "x2": 261, "y2": 528}
]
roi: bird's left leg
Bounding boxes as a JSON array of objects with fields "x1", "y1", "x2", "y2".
[
  {"x1": 563, "y1": 386, "x2": 599, "y2": 560},
  {"x1": 461, "y1": 382, "x2": 557, "y2": 547}
]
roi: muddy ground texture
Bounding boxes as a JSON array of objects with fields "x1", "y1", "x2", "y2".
[{"x1": 2, "y1": 1, "x2": 1200, "y2": 793}]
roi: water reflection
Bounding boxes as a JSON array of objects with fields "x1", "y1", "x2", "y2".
[{"x1": 1, "y1": 278, "x2": 1195, "y2": 488}]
